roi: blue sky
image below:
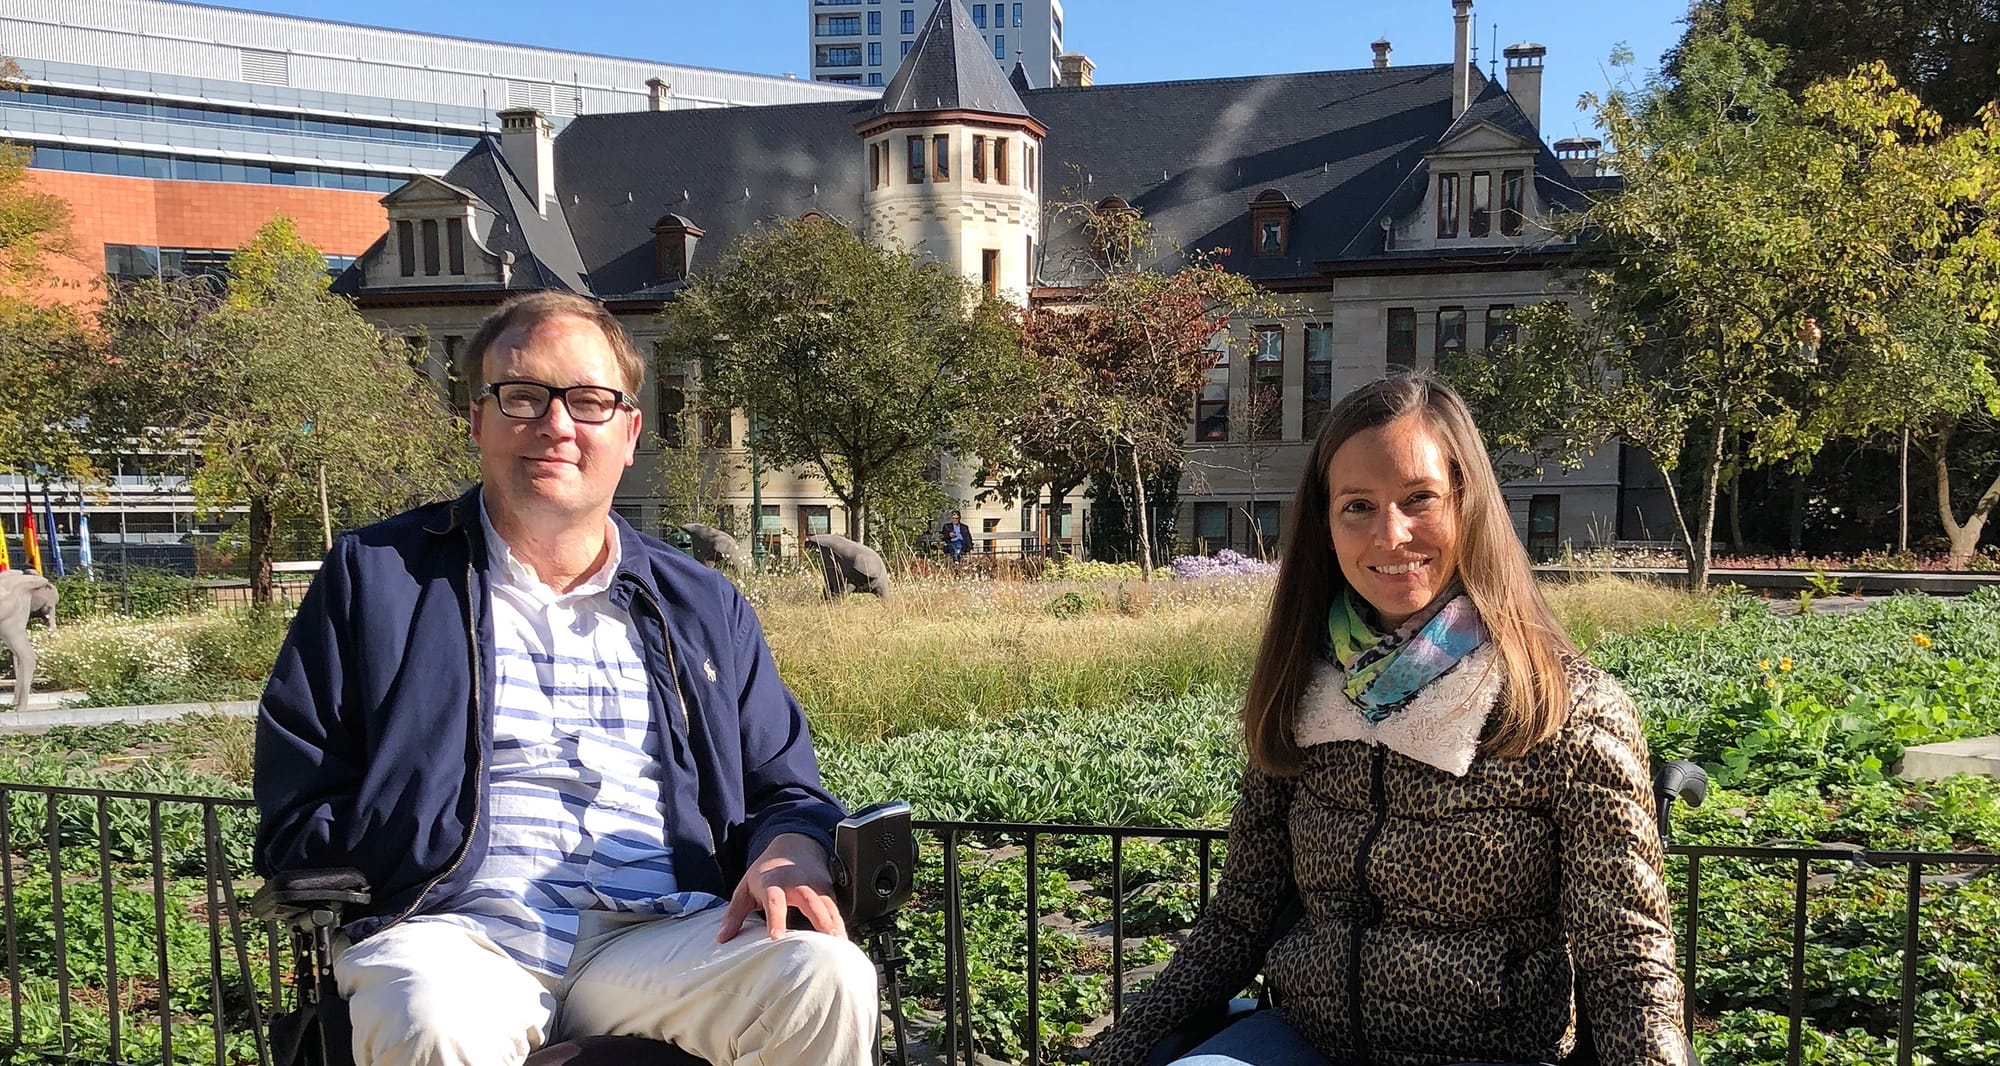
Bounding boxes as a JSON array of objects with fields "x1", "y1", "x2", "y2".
[{"x1": 207, "y1": 0, "x2": 1694, "y2": 140}]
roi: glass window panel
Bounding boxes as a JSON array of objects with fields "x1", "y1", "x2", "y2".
[
  {"x1": 1436, "y1": 173, "x2": 1460, "y2": 238},
  {"x1": 1436, "y1": 308, "x2": 1467, "y2": 358},
  {"x1": 1304, "y1": 324, "x2": 1335, "y2": 437},
  {"x1": 1501, "y1": 169, "x2": 1525, "y2": 236},
  {"x1": 421, "y1": 219, "x2": 441, "y2": 276},
  {"x1": 1386, "y1": 309, "x2": 1416, "y2": 369},
  {"x1": 1469, "y1": 172, "x2": 1492, "y2": 237}
]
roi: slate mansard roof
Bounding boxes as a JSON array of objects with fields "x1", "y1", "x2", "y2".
[{"x1": 343, "y1": 54, "x2": 1590, "y2": 301}]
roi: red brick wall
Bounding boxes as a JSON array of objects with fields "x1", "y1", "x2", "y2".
[{"x1": 25, "y1": 170, "x2": 389, "y2": 305}]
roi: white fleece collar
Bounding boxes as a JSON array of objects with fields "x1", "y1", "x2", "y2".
[{"x1": 1293, "y1": 643, "x2": 1504, "y2": 777}]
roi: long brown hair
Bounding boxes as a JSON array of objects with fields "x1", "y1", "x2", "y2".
[{"x1": 1243, "y1": 375, "x2": 1575, "y2": 774}]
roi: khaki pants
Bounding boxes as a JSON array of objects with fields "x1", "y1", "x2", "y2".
[{"x1": 333, "y1": 908, "x2": 878, "y2": 1066}]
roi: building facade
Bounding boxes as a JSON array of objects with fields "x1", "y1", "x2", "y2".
[
  {"x1": 811, "y1": 0, "x2": 1066, "y2": 88},
  {"x1": 0, "y1": 0, "x2": 875, "y2": 567},
  {"x1": 341, "y1": 0, "x2": 1625, "y2": 564}
]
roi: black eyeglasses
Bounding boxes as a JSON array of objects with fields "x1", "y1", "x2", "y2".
[{"x1": 483, "y1": 381, "x2": 636, "y2": 424}]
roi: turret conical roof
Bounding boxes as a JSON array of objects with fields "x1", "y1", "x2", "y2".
[{"x1": 876, "y1": 0, "x2": 1032, "y2": 118}]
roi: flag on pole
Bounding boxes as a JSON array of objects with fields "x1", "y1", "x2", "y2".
[
  {"x1": 76, "y1": 504, "x2": 93, "y2": 577},
  {"x1": 22, "y1": 505, "x2": 43, "y2": 574},
  {"x1": 40, "y1": 491, "x2": 63, "y2": 578}
]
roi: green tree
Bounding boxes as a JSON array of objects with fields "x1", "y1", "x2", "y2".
[
  {"x1": 1492, "y1": 8, "x2": 2000, "y2": 585},
  {"x1": 1008, "y1": 202, "x2": 1271, "y2": 579},
  {"x1": 655, "y1": 214, "x2": 1027, "y2": 545},
  {"x1": 1708, "y1": 0, "x2": 2000, "y2": 129},
  {"x1": 0, "y1": 55, "x2": 94, "y2": 486},
  {"x1": 103, "y1": 218, "x2": 474, "y2": 601}
]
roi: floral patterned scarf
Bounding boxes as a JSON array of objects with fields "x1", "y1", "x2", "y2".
[{"x1": 1324, "y1": 582, "x2": 1490, "y2": 723}]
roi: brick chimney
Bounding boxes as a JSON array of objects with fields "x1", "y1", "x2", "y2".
[
  {"x1": 498, "y1": 107, "x2": 555, "y2": 218},
  {"x1": 1372, "y1": 38, "x2": 1392, "y2": 69},
  {"x1": 1504, "y1": 44, "x2": 1546, "y2": 132},
  {"x1": 1057, "y1": 53, "x2": 1095, "y2": 88},
  {"x1": 646, "y1": 78, "x2": 671, "y2": 112}
]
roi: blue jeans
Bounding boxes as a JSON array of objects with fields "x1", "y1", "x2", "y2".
[
  {"x1": 1165, "y1": 1010, "x2": 1326, "y2": 1065},
  {"x1": 1164, "y1": 1009, "x2": 1554, "y2": 1066}
]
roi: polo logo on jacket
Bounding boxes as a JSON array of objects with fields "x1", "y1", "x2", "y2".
[{"x1": 703, "y1": 658, "x2": 718, "y2": 683}]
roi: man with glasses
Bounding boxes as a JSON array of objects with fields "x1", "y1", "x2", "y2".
[{"x1": 253, "y1": 291, "x2": 876, "y2": 1066}]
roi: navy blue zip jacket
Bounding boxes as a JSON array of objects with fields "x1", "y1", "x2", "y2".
[{"x1": 252, "y1": 486, "x2": 844, "y2": 941}]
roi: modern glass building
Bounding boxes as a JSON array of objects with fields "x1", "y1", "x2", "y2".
[
  {"x1": 0, "y1": 0, "x2": 875, "y2": 569},
  {"x1": 808, "y1": 0, "x2": 1067, "y2": 87}
]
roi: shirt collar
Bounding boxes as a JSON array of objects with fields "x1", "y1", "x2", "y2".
[{"x1": 478, "y1": 498, "x2": 621, "y2": 600}]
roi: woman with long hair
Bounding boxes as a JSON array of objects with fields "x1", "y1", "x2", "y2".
[{"x1": 1091, "y1": 376, "x2": 1688, "y2": 1066}]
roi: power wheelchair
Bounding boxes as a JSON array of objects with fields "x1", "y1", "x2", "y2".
[{"x1": 249, "y1": 801, "x2": 918, "y2": 1066}]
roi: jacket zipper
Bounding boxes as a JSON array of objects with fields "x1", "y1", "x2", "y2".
[
  {"x1": 381, "y1": 552, "x2": 489, "y2": 931},
  {"x1": 632, "y1": 582, "x2": 716, "y2": 854},
  {"x1": 1348, "y1": 745, "x2": 1390, "y2": 1062}
]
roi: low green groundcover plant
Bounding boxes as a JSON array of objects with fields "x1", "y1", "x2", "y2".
[{"x1": 2, "y1": 591, "x2": 1999, "y2": 1063}]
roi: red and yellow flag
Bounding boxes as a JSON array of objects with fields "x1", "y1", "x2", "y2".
[
  {"x1": 22, "y1": 505, "x2": 43, "y2": 574},
  {"x1": 0, "y1": 521, "x2": 10, "y2": 572}
]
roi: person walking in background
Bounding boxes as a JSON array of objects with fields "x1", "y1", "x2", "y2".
[
  {"x1": 941, "y1": 509, "x2": 973, "y2": 563},
  {"x1": 1091, "y1": 375, "x2": 1688, "y2": 1066}
]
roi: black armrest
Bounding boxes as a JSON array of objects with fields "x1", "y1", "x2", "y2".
[
  {"x1": 248, "y1": 867, "x2": 372, "y2": 927},
  {"x1": 833, "y1": 801, "x2": 915, "y2": 929},
  {"x1": 1652, "y1": 760, "x2": 1709, "y2": 841}
]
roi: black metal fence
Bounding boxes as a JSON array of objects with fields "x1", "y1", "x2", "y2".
[
  {"x1": 1, "y1": 783, "x2": 1990, "y2": 1066},
  {"x1": 0, "y1": 782, "x2": 275, "y2": 1066}
]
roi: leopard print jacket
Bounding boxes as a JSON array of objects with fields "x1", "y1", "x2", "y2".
[{"x1": 1091, "y1": 653, "x2": 1688, "y2": 1066}]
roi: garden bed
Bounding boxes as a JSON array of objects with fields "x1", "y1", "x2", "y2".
[{"x1": 1, "y1": 583, "x2": 1996, "y2": 1064}]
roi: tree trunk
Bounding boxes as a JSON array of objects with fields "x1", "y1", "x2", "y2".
[
  {"x1": 1727, "y1": 450, "x2": 1744, "y2": 554},
  {"x1": 843, "y1": 482, "x2": 867, "y2": 543},
  {"x1": 1788, "y1": 474, "x2": 1806, "y2": 552},
  {"x1": 248, "y1": 495, "x2": 275, "y2": 606},
  {"x1": 1690, "y1": 411, "x2": 1729, "y2": 592},
  {"x1": 1899, "y1": 425, "x2": 1910, "y2": 556},
  {"x1": 1651, "y1": 452, "x2": 1697, "y2": 567},
  {"x1": 1129, "y1": 445, "x2": 1155, "y2": 583},
  {"x1": 1049, "y1": 484, "x2": 1069, "y2": 556},
  {"x1": 1935, "y1": 418, "x2": 2000, "y2": 567},
  {"x1": 318, "y1": 463, "x2": 334, "y2": 553}
]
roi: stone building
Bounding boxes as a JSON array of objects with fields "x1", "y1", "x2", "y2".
[{"x1": 339, "y1": 0, "x2": 1626, "y2": 561}]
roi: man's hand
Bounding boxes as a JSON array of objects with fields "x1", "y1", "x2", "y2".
[{"x1": 717, "y1": 832, "x2": 845, "y2": 942}]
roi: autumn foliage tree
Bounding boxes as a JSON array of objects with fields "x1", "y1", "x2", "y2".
[{"x1": 1008, "y1": 202, "x2": 1270, "y2": 579}]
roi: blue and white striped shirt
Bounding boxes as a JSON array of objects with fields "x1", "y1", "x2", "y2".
[{"x1": 416, "y1": 507, "x2": 725, "y2": 978}]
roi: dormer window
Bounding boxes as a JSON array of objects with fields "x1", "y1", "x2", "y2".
[
  {"x1": 1436, "y1": 173, "x2": 1461, "y2": 238},
  {"x1": 1470, "y1": 172, "x2": 1493, "y2": 237},
  {"x1": 1259, "y1": 220, "x2": 1282, "y2": 255},
  {"x1": 1091, "y1": 196, "x2": 1138, "y2": 264},
  {"x1": 652, "y1": 214, "x2": 704, "y2": 284},
  {"x1": 396, "y1": 217, "x2": 466, "y2": 278},
  {"x1": 1248, "y1": 188, "x2": 1298, "y2": 258}
]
